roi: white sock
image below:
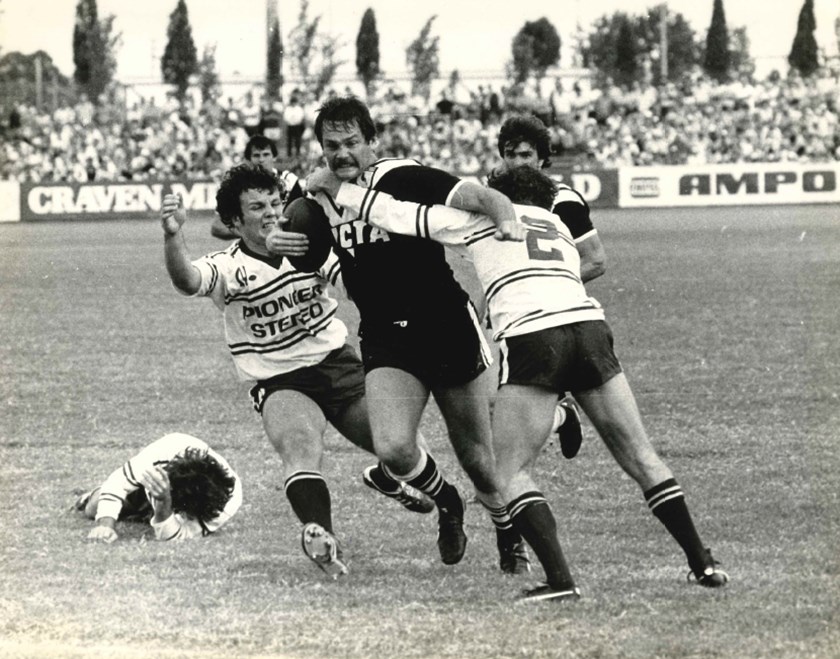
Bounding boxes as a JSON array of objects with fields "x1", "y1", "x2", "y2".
[{"x1": 551, "y1": 403, "x2": 567, "y2": 433}]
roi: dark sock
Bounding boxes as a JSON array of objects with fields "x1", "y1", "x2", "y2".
[
  {"x1": 645, "y1": 478, "x2": 708, "y2": 571},
  {"x1": 284, "y1": 471, "x2": 333, "y2": 533},
  {"x1": 508, "y1": 492, "x2": 574, "y2": 589},
  {"x1": 399, "y1": 452, "x2": 462, "y2": 512}
]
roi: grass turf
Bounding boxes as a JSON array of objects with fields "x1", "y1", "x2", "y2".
[{"x1": 1, "y1": 204, "x2": 838, "y2": 658}]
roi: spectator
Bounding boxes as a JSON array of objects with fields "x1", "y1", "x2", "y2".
[{"x1": 283, "y1": 92, "x2": 305, "y2": 158}]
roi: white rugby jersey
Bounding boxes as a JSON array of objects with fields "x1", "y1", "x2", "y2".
[
  {"x1": 95, "y1": 433, "x2": 243, "y2": 541},
  {"x1": 334, "y1": 183, "x2": 605, "y2": 340},
  {"x1": 187, "y1": 241, "x2": 347, "y2": 381}
]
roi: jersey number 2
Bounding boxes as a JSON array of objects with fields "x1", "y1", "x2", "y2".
[{"x1": 521, "y1": 216, "x2": 563, "y2": 261}]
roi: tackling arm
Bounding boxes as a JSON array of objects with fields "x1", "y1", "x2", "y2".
[
  {"x1": 447, "y1": 181, "x2": 526, "y2": 241},
  {"x1": 577, "y1": 234, "x2": 606, "y2": 283},
  {"x1": 552, "y1": 192, "x2": 606, "y2": 283},
  {"x1": 334, "y1": 182, "x2": 476, "y2": 243}
]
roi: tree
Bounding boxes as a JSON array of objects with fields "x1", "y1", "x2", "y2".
[
  {"x1": 509, "y1": 30, "x2": 537, "y2": 85},
  {"x1": 703, "y1": 0, "x2": 730, "y2": 82},
  {"x1": 728, "y1": 26, "x2": 755, "y2": 78},
  {"x1": 788, "y1": 0, "x2": 819, "y2": 77},
  {"x1": 72, "y1": 0, "x2": 120, "y2": 102},
  {"x1": 198, "y1": 44, "x2": 221, "y2": 105},
  {"x1": 0, "y1": 50, "x2": 73, "y2": 110},
  {"x1": 635, "y1": 5, "x2": 699, "y2": 85},
  {"x1": 266, "y1": 13, "x2": 283, "y2": 100},
  {"x1": 405, "y1": 16, "x2": 439, "y2": 103},
  {"x1": 615, "y1": 15, "x2": 638, "y2": 87},
  {"x1": 288, "y1": 0, "x2": 344, "y2": 100},
  {"x1": 582, "y1": 7, "x2": 700, "y2": 88},
  {"x1": 509, "y1": 18, "x2": 561, "y2": 92},
  {"x1": 356, "y1": 8, "x2": 380, "y2": 99},
  {"x1": 161, "y1": 0, "x2": 198, "y2": 104}
]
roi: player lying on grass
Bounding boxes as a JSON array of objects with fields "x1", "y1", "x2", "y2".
[
  {"x1": 305, "y1": 164, "x2": 730, "y2": 600},
  {"x1": 160, "y1": 163, "x2": 433, "y2": 579},
  {"x1": 75, "y1": 432, "x2": 242, "y2": 543}
]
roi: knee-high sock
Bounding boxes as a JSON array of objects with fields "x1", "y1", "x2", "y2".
[
  {"x1": 645, "y1": 478, "x2": 709, "y2": 571},
  {"x1": 508, "y1": 491, "x2": 574, "y2": 589},
  {"x1": 284, "y1": 471, "x2": 333, "y2": 533},
  {"x1": 383, "y1": 450, "x2": 461, "y2": 511}
]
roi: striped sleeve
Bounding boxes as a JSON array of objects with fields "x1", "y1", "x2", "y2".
[
  {"x1": 319, "y1": 250, "x2": 346, "y2": 297},
  {"x1": 552, "y1": 186, "x2": 596, "y2": 242},
  {"x1": 334, "y1": 182, "x2": 481, "y2": 246}
]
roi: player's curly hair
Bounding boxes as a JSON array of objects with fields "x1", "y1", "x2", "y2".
[
  {"x1": 487, "y1": 165, "x2": 557, "y2": 211},
  {"x1": 164, "y1": 448, "x2": 236, "y2": 524},
  {"x1": 314, "y1": 96, "x2": 377, "y2": 145},
  {"x1": 215, "y1": 163, "x2": 282, "y2": 228},
  {"x1": 497, "y1": 115, "x2": 552, "y2": 168}
]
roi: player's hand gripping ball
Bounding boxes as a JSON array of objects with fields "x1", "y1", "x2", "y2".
[{"x1": 283, "y1": 198, "x2": 334, "y2": 272}]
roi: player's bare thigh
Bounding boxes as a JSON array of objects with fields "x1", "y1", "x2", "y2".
[
  {"x1": 261, "y1": 389, "x2": 328, "y2": 474},
  {"x1": 364, "y1": 367, "x2": 428, "y2": 468},
  {"x1": 491, "y1": 384, "x2": 557, "y2": 487}
]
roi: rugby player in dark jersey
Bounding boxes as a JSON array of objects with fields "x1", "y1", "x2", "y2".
[{"x1": 269, "y1": 96, "x2": 531, "y2": 573}]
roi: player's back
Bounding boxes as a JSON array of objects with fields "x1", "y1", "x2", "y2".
[{"x1": 467, "y1": 204, "x2": 604, "y2": 340}]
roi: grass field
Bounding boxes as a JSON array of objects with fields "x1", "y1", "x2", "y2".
[{"x1": 1, "y1": 204, "x2": 839, "y2": 658}]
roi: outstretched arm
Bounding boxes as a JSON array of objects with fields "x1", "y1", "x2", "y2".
[
  {"x1": 331, "y1": 181, "x2": 477, "y2": 244},
  {"x1": 306, "y1": 167, "x2": 525, "y2": 242},
  {"x1": 161, "y1": 193, "x2": 201, "y2": 295}
]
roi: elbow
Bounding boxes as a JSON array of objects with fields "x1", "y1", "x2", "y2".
[{"x1": 582, "y1": 256, "x2": 606, "y2": 283}]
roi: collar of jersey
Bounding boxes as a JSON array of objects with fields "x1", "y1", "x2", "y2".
[{"x1": 238, "y1": 240, "x2": 285, "y2": 269}]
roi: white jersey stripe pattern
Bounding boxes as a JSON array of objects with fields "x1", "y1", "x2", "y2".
[
  {"x1": 335, "y1": 183, "x2": 605, "y2": 340},
  {"x1": 186, "y1": 241, "x2": 348, "y2": 381}
]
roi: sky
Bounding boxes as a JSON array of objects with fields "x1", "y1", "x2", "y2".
[{"x1": 1, "y1": 0, "x2": 838, "y2": 84}]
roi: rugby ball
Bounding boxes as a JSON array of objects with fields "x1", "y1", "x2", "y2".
[{"x1": 283, "y1": 197, "x2": 333, "y2": 272}]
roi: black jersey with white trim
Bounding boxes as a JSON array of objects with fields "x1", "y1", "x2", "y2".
[
  {"x1": 313, "y1": 158, "x2": 471, "y2": 326},
  {"x1": 552, "y1": 185, "x2": 596, "y2": 243}
]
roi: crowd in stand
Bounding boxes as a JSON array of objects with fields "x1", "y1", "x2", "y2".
[{"x1": 1, "y1": 65, "x2": 838, "y2": 184}]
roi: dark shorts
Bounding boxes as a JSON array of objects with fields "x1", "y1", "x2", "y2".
[
  {"x1": 499, "y1": 321, "x2": 623, "y2": 394},
  {"x1": 359, "y1": 301, "x2": 491, "y2": 388},
  {"x1": 249, "y1": 344, "x2": 366, "y2": 422}
]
